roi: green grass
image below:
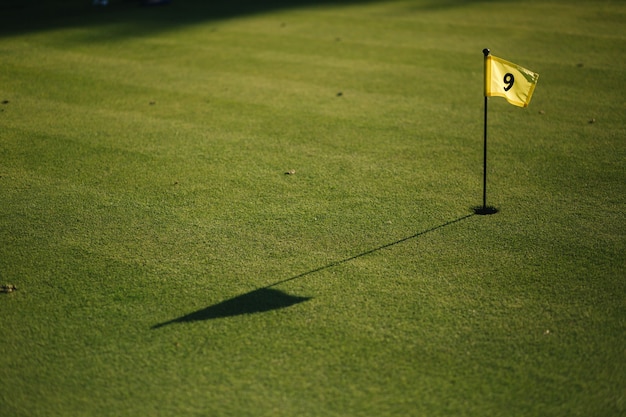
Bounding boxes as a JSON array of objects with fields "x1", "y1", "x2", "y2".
[{"x1": 1, "y1": 0, "x2": 625, "y2": 416}]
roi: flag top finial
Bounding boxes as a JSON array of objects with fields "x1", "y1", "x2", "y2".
[{"x1": 483, "y1": 48, "x2": 490, "y2": 57}]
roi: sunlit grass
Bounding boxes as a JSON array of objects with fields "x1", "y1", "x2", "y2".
[{"x1": 1, "y1": 1, "x2": 624, "y2": 416}]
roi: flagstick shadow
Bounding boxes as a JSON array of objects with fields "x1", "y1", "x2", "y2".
[
  {"x1": 269, "y1": 213, "x2": 475, "y2": 288},
  {"x1": 151, "y1": 213, "x2": 474, "y2": 328}
]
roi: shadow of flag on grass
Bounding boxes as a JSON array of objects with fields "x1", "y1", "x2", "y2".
[
  {"x1": 152, "y1": 213, "x2": 475, "y2": 329},
  {"x1": 151, "y1": 288, "x2": 310, "y2": 328}
]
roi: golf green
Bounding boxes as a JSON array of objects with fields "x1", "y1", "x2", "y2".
[{"x1": 1, "y1": 1, "x2": 624, "y2": 416}]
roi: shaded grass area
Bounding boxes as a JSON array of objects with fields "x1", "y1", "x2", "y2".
[
  {"x1": 0, "y1": 0, "x2": 516, "y2": 38},
  {"x1": 0, "y1": 0, "x2": 379, "y2": 38},
  {"x1": 1, "y1": 0, "x2": 625, "y2": 416}
]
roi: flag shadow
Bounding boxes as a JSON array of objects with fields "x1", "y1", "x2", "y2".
[
  {"x1": 152, "y1": 288, "x2": 311, "y2": 329},
  {"x1": 152, "y1": 213, "x2": 474, "y2": 329}
]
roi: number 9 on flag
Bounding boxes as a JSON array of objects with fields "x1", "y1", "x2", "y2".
[{"x1": 485, "y1": 55, "x2": 539, "y2": 107}]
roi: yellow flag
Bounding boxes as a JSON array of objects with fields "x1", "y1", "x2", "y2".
[{"x1": 485, "y1": 55, "x2": 539, "y2": 107}]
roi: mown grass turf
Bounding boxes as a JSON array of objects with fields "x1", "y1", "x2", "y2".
[{"x1": 1, "y1": 0, "x2": 625, "y2": 416}]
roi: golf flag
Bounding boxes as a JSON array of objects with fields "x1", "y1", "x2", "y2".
[{"x1": 485, "y1": 55, "x2": 539, "y2": 107}]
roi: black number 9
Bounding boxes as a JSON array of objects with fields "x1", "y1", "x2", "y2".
[{"x1": 503, "y1": 73, "x2": 515, "y2": 91}]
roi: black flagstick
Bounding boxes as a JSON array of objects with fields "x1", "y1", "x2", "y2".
[{"x1": 475, "y1": 48, "x2": 498, "y2": 215}]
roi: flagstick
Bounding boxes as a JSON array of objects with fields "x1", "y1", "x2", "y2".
[
  {"x1": 476, "y1": 48, "x2": 498, "y2": 215},
  {"x1": 483, "y1": 79, "x2": 488, "y2": 210}
]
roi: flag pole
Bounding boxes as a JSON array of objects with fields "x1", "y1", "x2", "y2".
[
  {"x1": 476, "y1": 48, "x2": 498, "y2": 215},
  {"x1": 483, "y1": 48, "x2": 489, "y2": 210}
]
